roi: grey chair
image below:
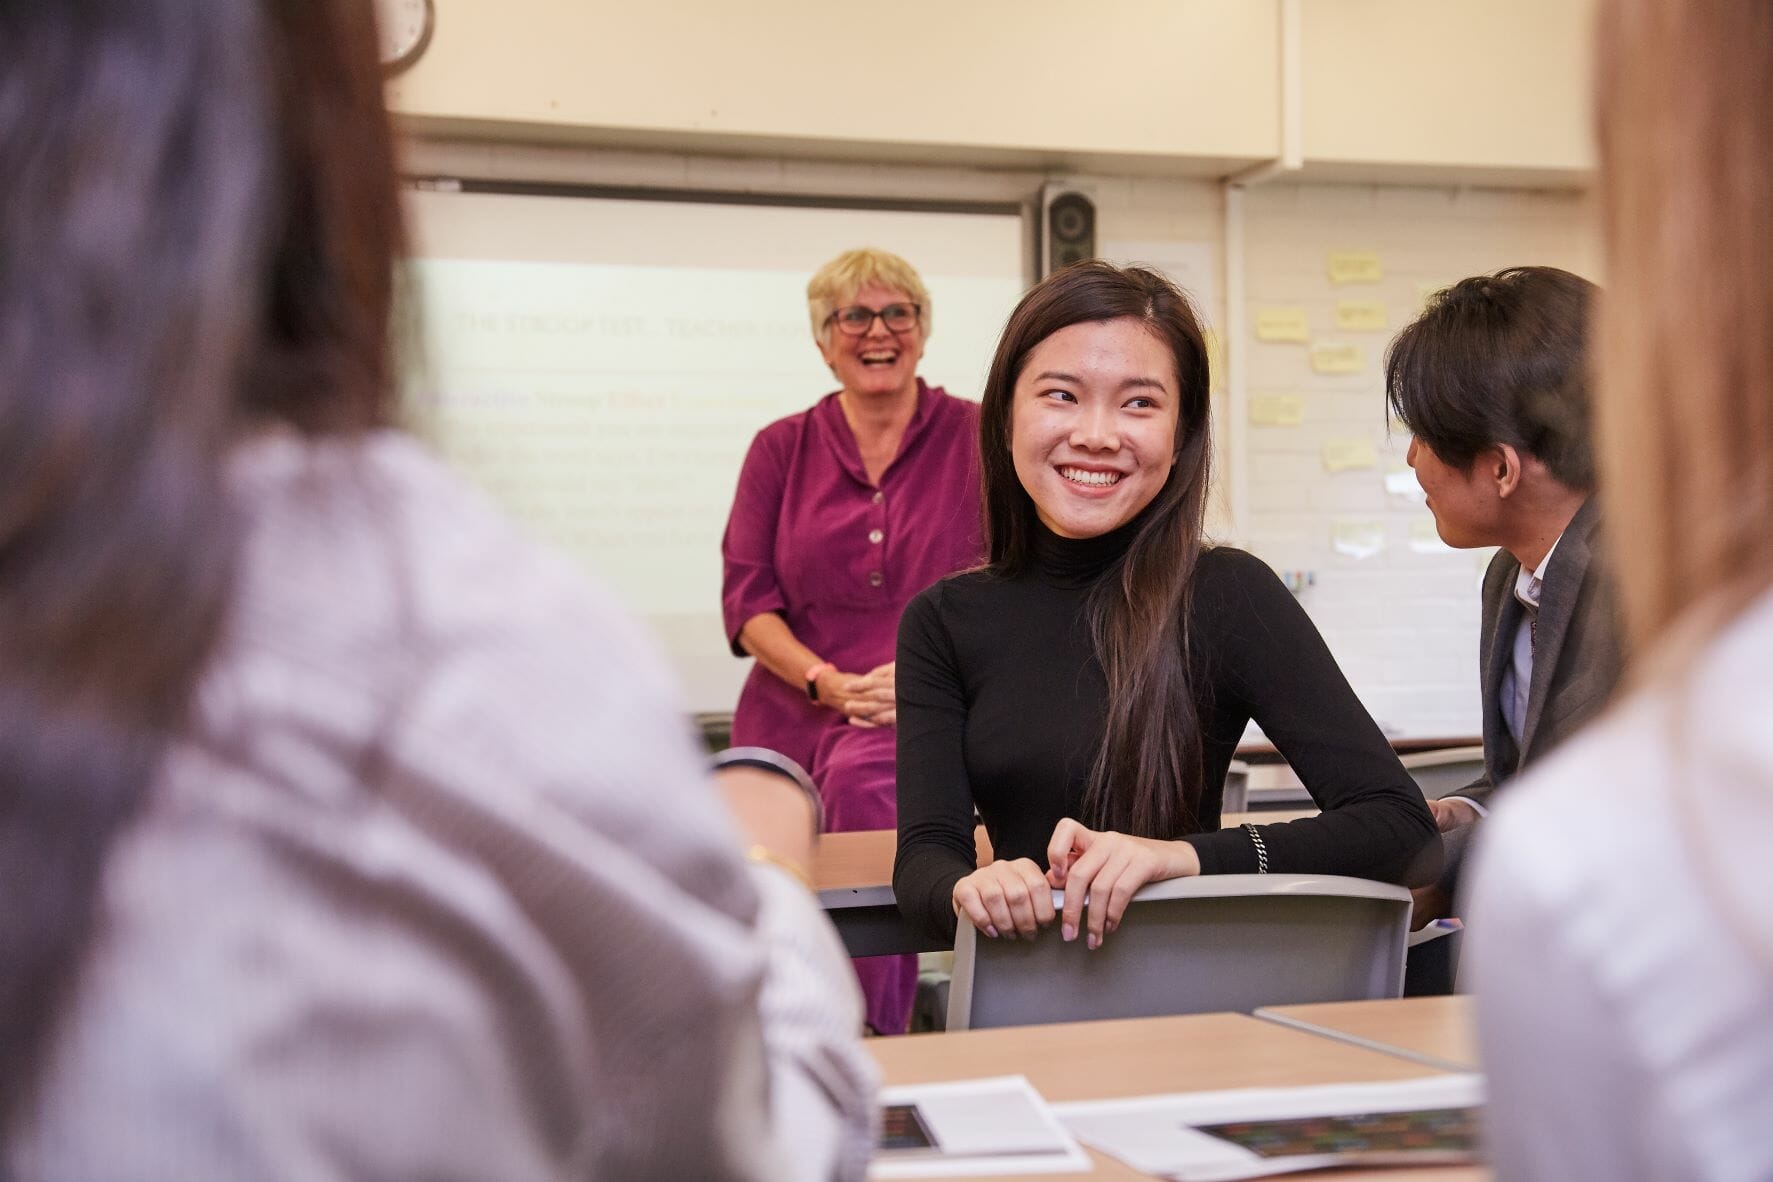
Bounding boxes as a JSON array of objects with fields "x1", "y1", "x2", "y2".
[
  {"x1": 1220, "y1": 759, "x2": 1251, "y2": 814},
  {"x1": 1398, "y1": 745, "x2": 1486, "y2": 800},
  {"x1": 946, "y1": 874, "x2": 1411, "y2": 1031}
]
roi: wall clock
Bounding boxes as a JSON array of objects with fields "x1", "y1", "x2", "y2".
[{"x1": 376, "y1": 0, "x2": 435, "y2": 75}]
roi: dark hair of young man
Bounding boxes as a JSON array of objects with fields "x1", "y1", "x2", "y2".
[{"x1": 1386, "y1": 266, "x2": 1598, "y2": 491}]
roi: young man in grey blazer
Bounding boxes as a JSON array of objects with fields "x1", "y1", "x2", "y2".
[{"x1": 1387, "y1": 266, "x2": 1624, "y2": 928}]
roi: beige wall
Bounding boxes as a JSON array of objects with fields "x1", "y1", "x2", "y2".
[
  {"x1": 1236, "y1": 182, "x2": 1598, "y2": 735},
  {"x1": 1301, "y1": 0, "x2": 1598, "y2": 180},
  {"x1": 388, "y1": 0, "x2": 1279, "y2": 171},
  {"x1": 390, "y1": 0, "x2": 1598, "y2": 183}
]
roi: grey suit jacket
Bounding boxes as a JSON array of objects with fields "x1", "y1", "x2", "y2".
[{"x1": 1441, "y1": 499, "x2": 1624, "y2": 890}]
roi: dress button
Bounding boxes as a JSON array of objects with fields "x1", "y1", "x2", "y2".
[
  {"x1": 868, "y1": 528, "x2": 884, "y2": 544},
  {"x1": 868, "y1": 571, "x2": 884, "y2": 587},
  {"x1": 872, "y1": 491, "x2": 884, "y2": 505}
]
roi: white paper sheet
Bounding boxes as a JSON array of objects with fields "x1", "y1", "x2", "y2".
[
  {"x1": 869, "y1": 1075, "x2": 1093, "y2": 1178},
  {"x1": 1054, "y1": 1073, "x2": 1484, "y2": 1182}
]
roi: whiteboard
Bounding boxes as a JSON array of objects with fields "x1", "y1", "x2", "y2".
[{"x1": 399, "y1": 183, "x2": 1029, "y2": 711}]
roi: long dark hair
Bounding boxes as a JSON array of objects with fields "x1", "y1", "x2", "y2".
[
  {"x1": 0, "y1": 0, "x2": 400, "y2": 1128},
  {"x1": 979, "y1": 262, "x2": 1214, "y2": 838}
]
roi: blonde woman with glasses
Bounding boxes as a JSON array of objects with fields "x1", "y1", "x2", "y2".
[
  {"x1": 721, "y1": 248, "x2": 983, "y2": 1033},
  {"x1": 1468, "y1": 3, "x2": 1773, "y2": 1178}
]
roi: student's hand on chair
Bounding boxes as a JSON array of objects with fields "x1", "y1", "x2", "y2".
[
  {"x1": 1046, "y1": 819, "x2": 1200, "y2": 950},
  {"x1": 843, "y1": 662, "x2": 896, "y2": 728},
  {"x1": 951, "y1": 858, "x2": 1055, "y2": 940}
]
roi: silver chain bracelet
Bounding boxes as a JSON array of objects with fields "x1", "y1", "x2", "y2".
[{"x1": 1242, "y1": 823, "x2": 1270, "y2": 874}]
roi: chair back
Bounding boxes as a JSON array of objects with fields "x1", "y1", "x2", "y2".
[
  {"x1": 946, "y1": 874, "x2": 1410, "y2": 1031},
  {"x1": 1220, "y1": 759, "x2": 1251, "y2": 814}
]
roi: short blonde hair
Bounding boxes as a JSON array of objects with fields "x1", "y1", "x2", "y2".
[{"x1": 806, "y1": 248, "x2": 932, "y2": 343}]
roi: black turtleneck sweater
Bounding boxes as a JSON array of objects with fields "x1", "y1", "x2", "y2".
[{"x1": 892, "y1": 523, "x2": 1442, "y2": 944}]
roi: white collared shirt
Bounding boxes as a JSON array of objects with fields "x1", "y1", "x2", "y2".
[{"x1": 1500, "y1": 534, "x2": 1562, "y2": 744}]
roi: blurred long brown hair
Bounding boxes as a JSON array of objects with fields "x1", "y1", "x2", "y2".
[
  {"x1": 0, "y1": 0, "x2": 401, "y2": 1130},
  {"x1": 1595, "y1": 0, "x2": 1773, "y2": 658}
]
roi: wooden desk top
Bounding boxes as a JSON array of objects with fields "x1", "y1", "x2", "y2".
[
  {"x1": 1256, "y1": 995, "x2": 1479, "y2": 1071},
  {"x1": 813, "y1": 813, "x2": 1318, "y2": 893},
  {"x1": 867, "y1": 1012, "x2": 1484, "y2": 1181},
  {"x1": 1236, "y1": 735, "x2": 1482, "y2": 762},
  {"x1": 813, "y1": 827, "x2": 993, "y2": 892}
]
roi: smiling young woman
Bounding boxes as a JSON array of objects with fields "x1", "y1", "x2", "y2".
[
  {"x1": 892, "y1": 262, "x2": 1442, "y2": 950},
  {"x1": 1009, "y1": 316, "x2": 1181, "y2": 541}
]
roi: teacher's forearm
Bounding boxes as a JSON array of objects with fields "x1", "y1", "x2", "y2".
[{"x1": 738, "y1": 612, "x2": 826, "y2": 691}]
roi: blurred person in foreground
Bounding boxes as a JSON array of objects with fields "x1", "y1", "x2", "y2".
[
  {"x1": 1468, "y1": 2, "x2": 1773, "y2": 1178},
  {"x1": 0, "y1": 2, "x2": 873, "y2": 1178}
]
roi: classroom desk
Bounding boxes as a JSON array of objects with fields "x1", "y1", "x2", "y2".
[
  {"x1": 1235, "y1": 736, "x2": 1482, "y2": 760},
  {"x1": 1237, "y1": 738, "x2": 1482, "y2": 807},
  {"x1": 814, "y1": 827, "x2": 993, "y2": 893},
  {"x1": 1255, "y1": 995, "x2": 1479, "y2": 1072},
  {"x1": 814, "y1": 812, "x2": 1319, "y2": 957},
  {"x1": 814, "y1": 827, "x2": 992, "y2": 957},
  {"x1": 867, "y1": 1011, "x2": 1486, "y2": 1181}
]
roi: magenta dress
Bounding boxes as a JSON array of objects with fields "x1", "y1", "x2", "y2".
[{"x1": 722, "y1": 379, "x2": 982, "y2": 1033}]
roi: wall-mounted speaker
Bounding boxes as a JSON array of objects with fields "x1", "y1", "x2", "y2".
[{"x1": 1041, "y1": 186, "x2": 1098, "y2": 276}]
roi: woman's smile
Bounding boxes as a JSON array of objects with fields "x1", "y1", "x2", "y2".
[{"x1": 1010, "y1": 317, "x2": 1179, "y2": 539}]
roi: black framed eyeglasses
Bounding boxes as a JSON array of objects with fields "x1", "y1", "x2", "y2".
[{"x1": 825, "y1": 302, "x2": 921, "y2": 336}]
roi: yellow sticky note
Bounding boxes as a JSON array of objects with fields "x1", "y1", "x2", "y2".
[
  {"x1": 1331, "y1": 519, "x2": 1387, "y2": 559},
  {"x1": 1335, "y1": 298, "x2": 1388, "y2": 331},
  {"x1": 1310, "y1": 342, "x2": 1365, "y2": 375},
  {"x1": 1203, "y1": 328, "x2": 1223, "y2": 386},
  {"x1": 1322, "y1": 438, "x2": 1378, "y2": 473},
  {"x1": 1410, "y1": 518, "x2": 1451, "y2": 553},
  {"x1": 1328, "y1": 251, "x2": 1383, "y2": 284},
  {"x1": 1255, "y1": 307, "x2": 1311, "y2": 343},
  {"x1": 1250, "y1": 395, "x2": 1304, "y2": 427}
]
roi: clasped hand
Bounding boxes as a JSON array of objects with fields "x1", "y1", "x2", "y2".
[
  {"x1": 949, "y1": 818, "x2": 1201, "y2": 949},
  {"x1": 830, "y1": 661, "x2": 895, "y2": 728}
]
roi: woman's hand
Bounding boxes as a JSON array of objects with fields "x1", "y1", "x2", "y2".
[
  {"x1": 842, "y1": 661, "x2": 896, "y2": 728},
  {"x1": 1045, "y1": 819, "x2": 1201, "y2": 949},
  {"x1": 811, "y1": 666, "x2": 867, "y2": 716},
  {"x1": 950, "y1": 858, "x2": 1056, "y2": 940},
  {"x1": 734, "y1": 614, "x2": 884, "y2": 722}
]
